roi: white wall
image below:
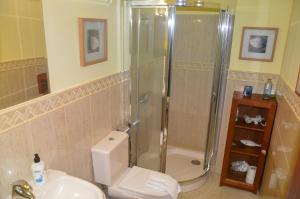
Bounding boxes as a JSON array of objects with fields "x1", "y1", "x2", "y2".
[
  {"x1": 42, "y1": 0, "x2": 122, "y2": 92},
  {"x1": 280, "y1": 0, "x2": 300, "y2": 90}
]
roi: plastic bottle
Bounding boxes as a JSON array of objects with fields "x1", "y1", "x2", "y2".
[
  {"x1": 263, "y1": 79, "x2": 273, "y2": 99},
  {"x1": 31, "y1": 154, "x2": 47, "y2": 185}
]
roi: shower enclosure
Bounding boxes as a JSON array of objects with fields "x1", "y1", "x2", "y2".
[{"x1": 123, "y1": 1, "x2": 234, "y2": 191}]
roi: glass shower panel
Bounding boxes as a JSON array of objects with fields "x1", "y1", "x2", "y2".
[
  {"x1": 167, "y1": 11, "x2": 219, "y2": 180},
  {"x1": 130, "y1": 7, "x2": 170, "y2": 171},
  {"x1": 204, "y1": 11, "x2": 234, "y2": 170},
  {"x1": 168, "y1": 12, "x2": 219, "y2": 151}
]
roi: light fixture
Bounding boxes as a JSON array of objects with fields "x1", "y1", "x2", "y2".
[
  {"x1": 194, "y1": 0, "x2": 204, "y2": 6},
  {"x1": 155, "y1": 8, "x2": 168, "y2": 16},
  {"x1": 176, "y1": 0, "x2": 187, "y2": 6}
]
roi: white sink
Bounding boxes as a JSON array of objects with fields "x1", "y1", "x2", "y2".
[{"x1": 7, "y1": 170, "x2": 106, "y2": 199}]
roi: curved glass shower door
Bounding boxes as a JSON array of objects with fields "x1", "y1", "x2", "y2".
[
  {"x1": 125, "y1": 3, "x2": 234, "y2": 186},
  {"x1": 127, "y1": 6, "x2": 174, "y2": 171},
  {"x1": 166, "y1": 10, "x2": 219, "y2": 182}
]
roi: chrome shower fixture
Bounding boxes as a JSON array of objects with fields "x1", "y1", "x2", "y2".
[
  {"x1": 176, "y1": 0, "x2": 187, "y2": 6},
  {"x1": 176, "y1": 0, "x2": 204, "y2": 7}
]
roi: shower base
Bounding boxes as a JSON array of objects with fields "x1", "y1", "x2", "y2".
[
  {"x1": 136, "y1": 146, "x2": 208, "y2": 192},
  {"x1": 166, "y1": 145, "x2": 208, "y2": 192}
]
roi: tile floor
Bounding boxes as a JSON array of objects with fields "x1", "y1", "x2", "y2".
[{"x1": 179, "y1": 173, "x2": 277, "y2": 199}]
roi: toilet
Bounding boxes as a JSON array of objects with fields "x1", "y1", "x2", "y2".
[{"x1": 91, "y1": 131, "x2": 180, "y2": 199}]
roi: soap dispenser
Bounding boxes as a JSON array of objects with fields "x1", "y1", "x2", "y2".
[{"x1": 31, "y1": 153, "x2": 47, "y2": 185}]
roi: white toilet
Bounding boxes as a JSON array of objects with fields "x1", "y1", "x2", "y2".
[{"x1": 91, "y1": 131, "x2": 180, "y2": 199}]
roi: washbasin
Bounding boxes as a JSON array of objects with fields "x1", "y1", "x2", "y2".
[{"x1": 7, "y1": 170, "x2": 106, "y2": 199}]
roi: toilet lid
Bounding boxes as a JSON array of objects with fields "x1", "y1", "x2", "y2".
[{"x1": 118, "y1": 166, "x2": 173, "y2": 197}]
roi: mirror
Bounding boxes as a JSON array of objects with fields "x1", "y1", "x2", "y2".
[{"x1": 0, "y1": 0, "x2": 49, "y2": 110}]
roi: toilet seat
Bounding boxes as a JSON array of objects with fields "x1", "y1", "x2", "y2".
[{"x1": 108, "y1": 166, "x2": 180, "y2": 199}]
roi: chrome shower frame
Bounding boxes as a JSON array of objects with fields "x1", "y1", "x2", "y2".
[
  {"x1": 124, "y1": 0, "x2": 235, "y2": 183},
  {"x1": 203, "y1": 10, "x2": 235, "y2": 172}
]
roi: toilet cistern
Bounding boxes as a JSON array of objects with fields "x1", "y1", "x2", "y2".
[{"x1": 91, "y1": 131, "x2": 181, "y2": 199}]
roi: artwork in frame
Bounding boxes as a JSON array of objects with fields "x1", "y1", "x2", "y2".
[
  {"x1": 239, "y1": 27, "x2": 278, "y2": 62},
  {"x1": 79, "y1": 18, "x2": 107, "y2": 66},
  {"x1": 295, "y1": 65, "x2": 300, "y2": 97}
]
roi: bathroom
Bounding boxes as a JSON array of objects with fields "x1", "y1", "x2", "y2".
[{"x1": 0, "y1": 0, "x2": 300, "y2": 199}]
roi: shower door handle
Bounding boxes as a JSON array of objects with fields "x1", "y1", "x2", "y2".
[
  {"x1": 138, "y1": 93, "x2": 151, "y2": 104},
  {"x1": 212, "y1": 91, "x2": 217, "y2": 98},
  {"x1": 129, "y1": 120, "x2": 140, "y2": 128},
  {"x1": 116, "y1": 120, "x2": 140, "y2": 134}
]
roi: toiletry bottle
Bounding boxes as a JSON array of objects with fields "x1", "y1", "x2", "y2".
[
  {"x1": 263, "y1": 79, "x2": 273, "y2": 99},
  {"x1": 31, "y1": 153, "x2": 47, "y2": 185}
]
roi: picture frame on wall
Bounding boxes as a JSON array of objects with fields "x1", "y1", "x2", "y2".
[
  {"x1": 239, "y1": 27, "x2": 278, "y2": 62},
  {"x1": 79, "y1": 18, "x2": 107, "y2": 66},
  {"x1": 295, "y1": 65, "x2": 300, "y2": 96}
]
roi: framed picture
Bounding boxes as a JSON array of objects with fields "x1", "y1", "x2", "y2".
[
  {"x1": 295, "y1": 65, "x2": 300, "y2": 96},
  {"x1": 79, "y1": 18, "x2": 107, "y2": 66},
  {"x1": 239, "y1": 27, "x2": 278, "y2": 62}
]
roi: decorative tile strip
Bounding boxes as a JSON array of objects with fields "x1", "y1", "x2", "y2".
[
  {"x1": 277, "y1": 77, "x2": 300, "y2": 119},
  {"x1": 0, "y1": 57, "x2": 47, "y2": 72},
  {"x1": 0, "y1": 71, "x2": 129, "y2": 134},
  {"x1": 173, "y1": 61, "x2": 214, "y2": 71},
  {"x1": 227, "y1": 70, "x2": 279, "y2": 84}
]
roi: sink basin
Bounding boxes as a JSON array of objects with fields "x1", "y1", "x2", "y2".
[{"x1": 7, "y1": 170, "x2": 106, "y2": 199}]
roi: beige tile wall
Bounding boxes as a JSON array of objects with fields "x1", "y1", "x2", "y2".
[
  {"x1": 0, "y1": 72, "x2": 126, "y2": 198},
  {"x1": 260, "y1": 79, "x2": 300, "y2": 198},
  {"x1": 136, "y1": 59, "x2": 166, "y2": 169},
  {"x1": 130, "y1": 8, "x2": 170, "y2": 170},
  {"x1": 0, "y1": 0, "x2": 46, "y2": 62},
  {"x1": 168, "y1": 13, "x2": 218, "y2": 151},
  {"x1": 0, "y1": 57, "x2": 48, "y2": 109}
]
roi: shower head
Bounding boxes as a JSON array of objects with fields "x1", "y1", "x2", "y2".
[
  {"x1": 175, "y1": 0, "x2": 204, "y2": 7},
  {"x1": 176, "y1": 0, "x2": 187, "y2": 6}
]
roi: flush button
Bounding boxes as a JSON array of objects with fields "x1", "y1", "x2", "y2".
[{"x1": 109, "y1": 137, "x2": 115, "y2": 141}]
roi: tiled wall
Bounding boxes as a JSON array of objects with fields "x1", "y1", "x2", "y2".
[
  {"x1": 260, "y1": 79, "x2": 300, "y2": 198},
  {"x1": 0, "y1": 0, "x2": 47, "y2": 61},
  {"x1": 0, "y1": 57, "x2": 48, "y2": 109},
  {"x1": 0, "y1": 72, "x2": 127, "y2": 198},
  {"x1": 168, "y1": 13, "x2": 218, "y2": 151},
  {"x1": 130, "y1": 8, "x2": 169, "y2": 170}
]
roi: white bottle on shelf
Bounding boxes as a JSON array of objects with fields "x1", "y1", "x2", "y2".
[{"x1": 245, "y1": 166, "x2": 257, "y2": 184}]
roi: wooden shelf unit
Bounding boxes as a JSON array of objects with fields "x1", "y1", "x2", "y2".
[
  {"x1": 235, "y1": 120, "x2": 265, "y2": 132},
  {"x1": 220, "y1": 91, "x2": 277, "y2": 193},
  {"x1": 231, "y1": 143, "x2": 260, "y2": 158}
]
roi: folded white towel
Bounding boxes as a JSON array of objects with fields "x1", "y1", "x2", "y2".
[
  {"x1": 146, "y1": 174, "x2": 180, "y2": 199},
  {"x1": 119, "y1": 166, "x2": 180, "y2": 199}
]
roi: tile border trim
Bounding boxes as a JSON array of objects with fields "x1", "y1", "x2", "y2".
[
  {"x1": 0, "y1": 57, "x2": 47, "y2": 72},
  {"x1": 227, "y1": 70, "x2": 300, "y2": 118},
  {"x1": 278, "y1": 77, "x2": 300, "y2": 120},
  {"x1": 227, "y1": 70, "x2": 279, "y2": 84},
  {"x1": 2, "y1": 70, "x2": 297, "y2": 134},
  {"x1": 0, "y1": 71, "x2": 129, "y2": 134}
]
